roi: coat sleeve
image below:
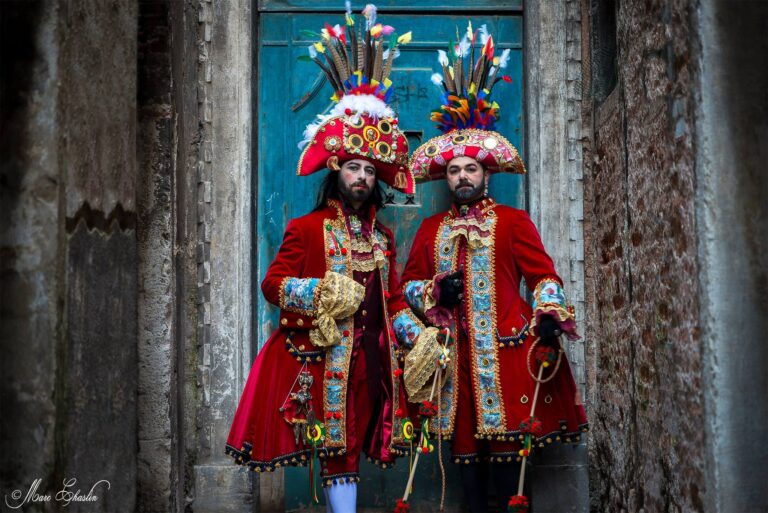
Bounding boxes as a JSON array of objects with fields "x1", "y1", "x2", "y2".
[
  {"x1": 260, "y1": 218, "x2": 322, "y2": 315},
  {"x1": 379, "y1": 225, "x2": 422, "y2": 349},
  {"x1": 511, "y1": 211, "x2": 579, "y2": 340},
  {"x1": 398, "y1": 221, "x2": 437, "y2": 317}
]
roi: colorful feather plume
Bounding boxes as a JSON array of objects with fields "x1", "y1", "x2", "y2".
[
  {"x1": 298, "y1": 4, "x2": 411, "y2": 105},
  {"x1": 430, "y1": 21, "x2": 513, "y2": 133}
]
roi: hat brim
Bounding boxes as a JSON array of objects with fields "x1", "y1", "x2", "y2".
[{"x1": 409, "y1": 128, "x2": 526, "y2": 182}]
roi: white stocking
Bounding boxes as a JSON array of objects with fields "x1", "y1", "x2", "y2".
[{"x1": 325, "y1": 481, "x2": 357, "y2": 513}]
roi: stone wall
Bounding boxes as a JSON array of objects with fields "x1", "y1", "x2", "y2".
[
  {"x1": 695, "y1": 2, "x2": 768, "y2": 511},
  {"x1": 582, "y1": 1, "x2": 705, "y2": 511},
  {"x1": 1, "y1": 2, "x2": 61, "y2": 503},
  {"x1": 137, "y1": 1, "x2": 175, "y2": 511},
  {"x1": 1, "y1": 1, "x2": 139, "y2": 511}
]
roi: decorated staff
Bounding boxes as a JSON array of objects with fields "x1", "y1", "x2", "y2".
[
  {"x1": 398, "y1": 22, "x2": 588, "y2": 512},
  {"x1": 225, "y1": 6, "x2": 432, "y2": 513},
  {"x1": 395, "y1": 328, "x2": 452, "y2": 513}
]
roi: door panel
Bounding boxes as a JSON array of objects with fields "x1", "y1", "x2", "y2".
[{"x1": 257, "y1": 11, "x2": 524, "y2": 511}]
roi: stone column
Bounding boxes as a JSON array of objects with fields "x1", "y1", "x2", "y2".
[
  {"x1": 525, "y1": 1, "x2": 589, "y2": 511},
  {"x1": 189, "y1": 1, "x2": 256, "y2": 511}
]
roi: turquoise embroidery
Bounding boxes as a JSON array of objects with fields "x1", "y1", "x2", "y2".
[
  {"x1": 375, "y1": 228, "x2": 390, "y2": 291},
  {"x1": 392, "y1": 311, "x2": 421, "y2": 348},
  {"x1": 282, "y1": 277, "x2": 320, "y2": 312},
  {"x1": 433, "y1": 219, "x2": 458, "y2": 435},
  {"x1": 322, "y1": 217, "x2": 354, "y2": 448},
  {"x1": 465, "y1": 216, "x2": 506, "y2": 433},
  {"x1": 533, "y1": 280, "x2": 567, "y2": 309}
]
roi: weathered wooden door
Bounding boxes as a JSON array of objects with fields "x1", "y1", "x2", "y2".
[{"x1": 256, "y1": 2, "x2": 523, "y2": 510}]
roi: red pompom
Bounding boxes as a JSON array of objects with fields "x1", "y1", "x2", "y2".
[
  {"x1": 341, "y1": 248, "x2": 348, "y2": 256},
  {"x1": 343, "y1": 330, "x2": 350, "y2": 337},
  {"x1": 392, "y1": 119, "x2": 398, "y2": 125},
  {"x1": 325, "y1": 371, "x2": 333, "y2": 379},
  {"x1": 419, "y1": 400, "x2": 438, "y2": 417},
  {"x1": 384, "y1": 250, "x2": 392, "y2": 257},
  {"x1": 507, "y1": 494, "x2": 529, "y2": 512},
  {"x1": 335, "y1": 371, "x2": 344, "y2": 379},
  {"x1": 395, "y1": 408, "x2": 404, "y2": 417},
  {"x1": 393, "y1": 498, "x2": 410, "y2": 513},
  {"x1": 393, "y1": 368, "x2": 403, "y2": 377},
  {"x1": 421, "y1": 446, "x2": 429, "y2": 454},
  {"x1": 502, "y1": 75, "x2": 513, "y2": 83},
  {"x1": 328, "y1": 249, "x2": 336, "y2": 256},
  {"x1": 325, "y1": 412, "x2": 333, "y2": 420},
  {"x1": 333, "y1": 412, "x2": 342, "y2": 420},
  {"x1": 519, "y1": 416, "x2": 543, "y2": 435},
  {"x1": 345, "y1": 108, "x2": 353, "y2": 115}
]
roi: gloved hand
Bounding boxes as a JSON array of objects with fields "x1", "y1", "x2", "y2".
[
  {"x1": 536, "y1": 314, "x2": 562, "y2": 348},
  {"x1": 438, "y1": 270, "x2": 464, "y2": 307}
]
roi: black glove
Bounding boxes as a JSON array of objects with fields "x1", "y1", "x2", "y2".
[
  {"x1": 438, "y1": 270, "x2": 464, "y2": 307},
  {"x1": 537, "y1": 315, "x2": 562, "y2": 348}
]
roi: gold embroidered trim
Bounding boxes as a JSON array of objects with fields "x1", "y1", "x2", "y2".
[
  {"x1": 446, "y1": 217, "x2": 494, "y2": 249},
  {"x1": 427, "y1": 218, "x2": 460, "y2": 436},
  {"x1": 465, "y1": 216, "x2": 507, "y2": 434}
]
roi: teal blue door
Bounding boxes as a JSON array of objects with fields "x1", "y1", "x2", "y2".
[{"x1": 256, "y1": 3, "x2": 524, "y2": 511}]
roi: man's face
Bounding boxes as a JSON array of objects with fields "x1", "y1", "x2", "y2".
[
  {"x1": 338, "y1": 159, "x2": 377, "y2": 206},
  {"x1": 446, "y1": 156, "x2": 488, "y2": 204}
]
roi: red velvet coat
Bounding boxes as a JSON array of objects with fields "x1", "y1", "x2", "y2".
[
  {"x1": 399, "y1": 197, "x2": 588, "y2": 459},
  {"x1": 226, "y1": 200, "x2": 411, "y2": 473}
]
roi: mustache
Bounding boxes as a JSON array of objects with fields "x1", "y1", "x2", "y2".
[{"x1": 351, "y1": 181, "x2": 369, "y2": 189}]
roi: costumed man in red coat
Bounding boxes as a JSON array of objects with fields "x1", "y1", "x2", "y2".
[
  {"x1": 225, "y1": 8, "x2": 426, "y2": 512},
  {"x1": 399, "y1": 25, "x2": 588, "y2": 512}
]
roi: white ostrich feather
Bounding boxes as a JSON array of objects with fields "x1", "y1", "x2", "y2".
[
  {"x1": 498, "y1": 49, "x2": 511, "y2": 68},
  {"x1": 298, "y1": 94, "x2": 395, "y2": 149},
  {"x1": 437, "y1": 49, "x2": 449, "y2": 66}
]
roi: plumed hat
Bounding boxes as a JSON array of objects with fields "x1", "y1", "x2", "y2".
[
  {"x1": 296, "y1": 4, "x2": 415, "y2": 194},
  {"x1": 410, "y1": 22, "x2": 526, "y2": 182}
]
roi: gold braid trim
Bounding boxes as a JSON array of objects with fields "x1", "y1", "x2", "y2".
[
  {"x1": 309, "y1": 271, "x2": 364, "y2": 347},
  {"x1": 446, "y1": 217, "x2": 493, "y2": 249},
  {"x1": 404, "y1": 327, "x2": 450, "y2": 402},
  {"x1": 423, "y1": 279, "x2": 438, "y2": 313}
]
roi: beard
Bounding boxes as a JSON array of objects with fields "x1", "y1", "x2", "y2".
[
  {"x1": 452, "y1": 180, "x2": 484, "y2": 203},
  {"x1": 339, "y1": 177, "x2": 372, "y2": 205}
]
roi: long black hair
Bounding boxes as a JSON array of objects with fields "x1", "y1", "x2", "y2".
[{"x1": 313, "y1": 171, "x2": 385, "y2": 212}]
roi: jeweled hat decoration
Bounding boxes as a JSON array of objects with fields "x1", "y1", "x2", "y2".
[
  {"x1": 296, "y1": 3, "x2": 416, "y2": 194},
  {"x1": 410, "y1": 22, "x2": 526, "y2": 182}
]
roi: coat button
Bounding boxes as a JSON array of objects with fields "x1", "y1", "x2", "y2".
[
  {"x1": 297, "y1": 319, "x2": 304, "y2": 326},
  {"x1": 281, "y1": 318, "x2": 288, "y2": 326},
  {"x1": 362, "y1": 310, "x2": 367, "y2": 316}
]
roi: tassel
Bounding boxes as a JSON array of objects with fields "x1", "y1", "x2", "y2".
[
  {"x1": 327, "y1": 156, "x2": 341, "y2": 171},
  {"x1": 393, "y1": 171, "x2": 407, "y2": 190}
]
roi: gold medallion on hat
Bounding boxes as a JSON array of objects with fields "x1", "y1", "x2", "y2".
[{"x1": 482, "y1": 136, "x2": 499, "y2": 150}]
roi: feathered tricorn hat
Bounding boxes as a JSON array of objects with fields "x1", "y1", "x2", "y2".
[
  {"x1": 296, "y1": 3, "x2": 415, "y2": 194},
  {"x1": 410, "y1": 22, "x2": 526, "y2": 182}
]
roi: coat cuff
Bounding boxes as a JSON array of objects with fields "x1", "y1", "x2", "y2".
[
  {"x1": 391, "y1": 309, "x2": 424, "y2": 349},
  {"x1": 530, "y1": 279, "x2": 579, "y2": 340},
  {"x1": 280, "y1": 276, "x2": 322, "y2": 315},
  {"x1": 402, "y1": 280, "x2": 431, "y2": 316}
]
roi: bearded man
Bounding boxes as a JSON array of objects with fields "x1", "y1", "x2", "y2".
[
  {"x1": 398, "y1": 27, "x2": 588, "y2": 512},
  {"x1": 225, "y1": 9, "x2": 424, "y2": 512}
]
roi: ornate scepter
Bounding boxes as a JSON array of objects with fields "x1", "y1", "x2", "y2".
[{"x1": 507, "y1": 337, "x2": 564, "y2": 513}]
